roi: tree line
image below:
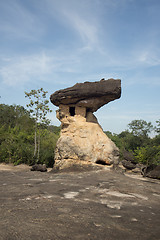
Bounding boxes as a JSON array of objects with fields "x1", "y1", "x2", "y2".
[
  {"x1": 105, "y1": 119, "x2": 160, "y2": 166},
  {"x1": 0, "y1": 88, "x2": 159, "y2": 167},
  {"x1": 0, "y1": 89, "x2": 60, "y2": 167}
]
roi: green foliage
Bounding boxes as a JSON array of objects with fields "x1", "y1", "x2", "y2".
[
  {"x1": 0, "y1": 104, "x2": 34, "y2": 130},
  {"x1": 155, "y1": 119, "x2": 160, "y2": 134},
  {"x1": 118, "y1": 130, "x2": 141, "y2": 151},
  {"x1": 0, "y1": 103, "x2": 59, "y2": 167},
  {"x1": 25, "y1": 88, "x2": 53, "y2": 163},
  {"x1": 25, "y1": 88, "x2": 52, "y2": 125},
  {"x1": 105, "y1": 120, "x2": 160, "y2": 166},
  {"x1": 152, "y1": 134, "x2": 160, "y2": 146},
  {"x1": 38, "y1": 130, "x2": 59, "y2": 167},
  {"x1": 128, "y1": 119, "x2": 153, "y2": 137},
  {"x1": 105, "y1": 131, "x2": 124, "y2": 150},
  {"x1": 0, "y1": 123, "x2": 34, "y2": 165},
  {"x1": 134, "y1": 146, "x2": 160, "y2": 166},
  {"x1": 48, "y1": 125, "x2": 61, "y2": 135}
]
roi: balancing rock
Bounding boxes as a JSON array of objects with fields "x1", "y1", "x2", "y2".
[
  {"x1": 50, "y1": 78, "x2": 121, "y2": 171},
  {"x1": 50, "y1": 78, "x2": 121, "y2": 112}
]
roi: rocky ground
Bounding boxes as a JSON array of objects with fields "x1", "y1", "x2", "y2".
[{"x1": 0, "y1": 164, "x2": 160, "y2": 240}]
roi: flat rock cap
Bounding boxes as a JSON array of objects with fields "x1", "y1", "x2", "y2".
[{"x1": 50, "y1": 78, "x2": 121, "y2": 112}]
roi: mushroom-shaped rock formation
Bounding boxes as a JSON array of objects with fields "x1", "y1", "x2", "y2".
[
  {"x1": 50, "y1": 78, "x2": 121, "y2": 171},
  {"x1": 50, "y1": 78, "x2": 121, "y2": 112}
]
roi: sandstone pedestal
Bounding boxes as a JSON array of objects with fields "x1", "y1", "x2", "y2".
[
  {"x1": 50, "y1": 79, "x2": 121, "y2": 171},
  {"x1": 54, "y1": 106, "x2": 119, "y2": 170}
]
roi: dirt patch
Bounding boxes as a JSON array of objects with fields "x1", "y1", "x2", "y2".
[
  {"x1": 0, "y1": 163, "x2": 53, "y2": 172},
  {"x1": 0, "y1": 163, "x2": 30, "y2": 171}
]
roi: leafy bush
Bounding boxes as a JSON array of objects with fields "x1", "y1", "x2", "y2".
[
  {"x1": 0, "y1": 104, "x2": 59, "y2": 167},
  {"x1": 105, "y1": 120, "x2": 160, "y2": 166},
  {"x1": 134, "y1": 146, "x2": 160, "y2": 166}
]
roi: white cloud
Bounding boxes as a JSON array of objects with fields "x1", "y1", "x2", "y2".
[
  {"x1": 133, "y1": 48, "x2": 160, "y2": 67},
  {"x1": 0, "y1": 51, "x2": 83, "y2": 87},
  {"x1": 1, "y1": 0, "x2": 160, "y2": 89},
  {"x1": 1, "y1": 48, "x2": 159, "y2": 88},
  {"x1": 0, "y1": 53, "x2": 55, "y2": 86},
  {"x1": 62, "y1": 10, "x2": 99, "y2": 51},
  {"x1": 45, "y1": 0, "x2": 102, "y2": 51}
]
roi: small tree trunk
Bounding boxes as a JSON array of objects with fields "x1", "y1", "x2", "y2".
[
  {"x1": 34, "y1": 129, "x2": 37, "y2": 158},
  {"x1": 37, "y1": 131, "x2": 40, "y2": 163},
  {"x1": 9, "y1": 151, "x2": 11, "y2": 163}
]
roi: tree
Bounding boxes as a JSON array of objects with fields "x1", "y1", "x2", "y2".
[
  {"x1": 118, "y1": 130, "x2": 143, "y2": 151},
  {"x1": 155, "y1": 119, "x2": 160, "y2": 134},
  {"x1": 134, "y1": 146, "x2": 160, "y2": 166},
  {"x1": 105, "y1": 131, "x2": 124, "y2": 150},
  {"x1": 25, "y1": 88, "x2": 52, "y2": 163},
  {"x1": 0, "y1": 104, "x2": 33, "y2": 130},
  {"x1": 128, "y1": 119, "x2": 153, "y2": 137},
  {"x1": 0, "y1": 103, "x2": 59, "y2": 166}
]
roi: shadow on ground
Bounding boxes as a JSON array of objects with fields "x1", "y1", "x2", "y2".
[{"x1": 0, "y1": 164, "x2": 160, "y2": 240}]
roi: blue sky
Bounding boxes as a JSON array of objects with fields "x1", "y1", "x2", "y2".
[{"x1": 0, "y1": 0, "x2": 160, "y2": 133}]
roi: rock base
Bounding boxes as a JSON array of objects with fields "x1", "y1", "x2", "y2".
[
  {"x1": 52, "y1": 159, "x2": 106, "y2": 173},
  {"x1": 54, "y1": 114, "x2": 119, "y2": 171}
]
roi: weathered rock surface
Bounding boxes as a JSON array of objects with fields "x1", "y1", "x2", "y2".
[
  {"x1": 122, "y1": 151, "x2": 137, "y2": 164},
  {"x1": 121, "y1": 151, "x2": 137, "y2": 170},
  {"x1": 121, "y1": 160, "x2": 136, "y2": 170},
  {"x1": 54, "y1": 114, "x2": 119, "y2": 171},
  {"x1": 30, "y1": 164, "x2": 47, "y2": 172},
  {"x1": 0, "y1": 166, "x2": 160, "y2": 240},
  {"x1": 50, "y1": 78, "x2": 121, "y2": 171},
  {"x1": 142, "y1": 165, "x2": 160, "y2": 179},
  {"x1": 50, "y1": 78, "x2": 121, "y2": 112}
]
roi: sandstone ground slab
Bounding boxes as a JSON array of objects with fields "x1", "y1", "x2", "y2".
[{"x1": 0, "y1": 164, "x2": 159, "y2": 240}]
